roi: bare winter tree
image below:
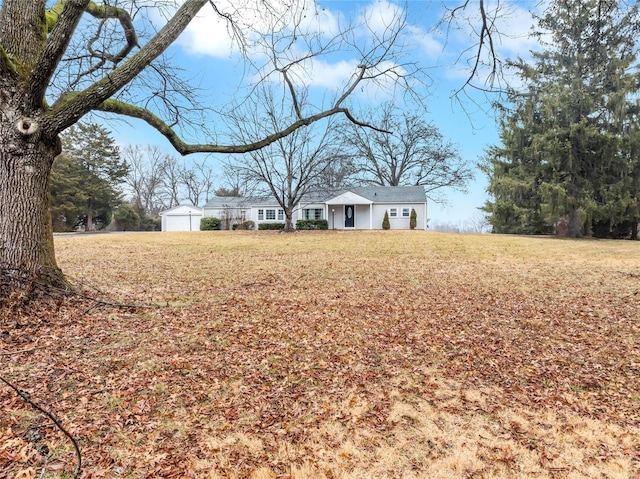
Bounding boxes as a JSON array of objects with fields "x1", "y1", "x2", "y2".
[
  {"x1": 0, "y1": 0, "x2": 501, "y2": 289},
  {"x1": 122, "y1": 145, "x2": 172, "y2": 217},
  {"x1": 179, "y1": 158, "x2": 216, "y2": 207},
  {"x1": 310, "y1": 153, "x2": 357, "y2": 189},
  {"x1": 125, "y1": 145, "x2": 217, "y2": 212},
  {"x1": 215, "y1": 176, "x2": 246, "y2": 198},
  {"x1": 159, "y1": 155, "x2": 183, "y2": 210},
  {"x1": 340, "y1": 104, "x2": 474, "y2": 203},
  {"x1": 225, "y1": 86, "x2": 341, "y2": 230}
]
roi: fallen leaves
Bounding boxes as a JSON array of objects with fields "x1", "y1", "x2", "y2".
[{"x1": 1, "y1": 231, "x2": 639, "y2": 477}]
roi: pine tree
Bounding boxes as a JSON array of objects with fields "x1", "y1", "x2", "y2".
[
  {"x1": 51, "y1": 123, "x2": 128, "y2": 231},
  {"x1": 483, "y1": 0, "x2": 640, "y2": 237}
]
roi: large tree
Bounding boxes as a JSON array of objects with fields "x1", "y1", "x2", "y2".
[
  {"x1": 0, "y1": 0, "x2": 424, "y2": 287},
  {"x1": 340, "y1": 104, "x2": 473, "y2": 202},
  {"x1": 225, "y1": 86, "x2": 340, "y2": 231},
  {"x1": 56, "y1": 123, "x2": 127, "y2": 231},
  {"x1": 483, "y1": 0, "x2": 640, "y2": 237}
]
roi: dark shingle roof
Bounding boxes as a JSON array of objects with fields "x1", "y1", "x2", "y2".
[
  {"x1": 204, "y1": 186, "x2": 426, "y2": 208},
  {"x1": 306, "y1": 186, "x2": 426, "y2": 203}
]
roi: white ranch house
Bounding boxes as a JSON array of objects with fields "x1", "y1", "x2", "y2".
[{"x1": 160, "y1": 186, "x2": 427, "y2": 231}]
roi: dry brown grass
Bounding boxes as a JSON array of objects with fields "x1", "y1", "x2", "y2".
[{"x1": 1, "y1": 231, "x2": 639, "y2": 478}]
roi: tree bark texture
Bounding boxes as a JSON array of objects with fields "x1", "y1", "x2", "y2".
[
  {"x1": 0, "y1": 115, "x2": 61, "y2": 276},
  {"x1": 0, "y1": 1, "x2": 66, "y2": 284},
  {"x1": 567, "y1": 205, "x2": 583, "y2": 238}
]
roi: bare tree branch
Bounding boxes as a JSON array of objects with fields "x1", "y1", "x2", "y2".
[
  {"x1": 85, "y1": 2, "x2": 139, "y2": 64},
  {"x1": 440, "y1": 0, "x2": 502, "y2": 97},
  {"x1": 45, "y1": 0, "x2": 209, "y2": 134},
  {"x1": 27, "y1": 0, "x2": 89, "y2": 111},
  {"x1": 96, "y1": 97, "x2": 388, "y2": 154},
  {"x1": 0, "y1": 375, "x2": 82, "y2": 479}
]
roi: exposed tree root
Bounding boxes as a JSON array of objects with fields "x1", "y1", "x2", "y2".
[{"x1": 0, "y1": 264, "x2": 141, "y2": 329}]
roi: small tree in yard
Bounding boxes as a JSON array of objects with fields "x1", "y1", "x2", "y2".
[
  {"x1": 410, "y1": 209, "x2": 417, "y2": 230},
  {"x1": 382, "y1": 211, "x2": 391, "y2": 230}
]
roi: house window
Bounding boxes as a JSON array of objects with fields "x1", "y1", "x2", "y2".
[
  {"x1": 303, "y1": 208, "x2": 323, "y2": 220},
  {"x1": 258, "y1": 209, "x2": 264, "y2": 220},
  {"x1": 266, "y1": 209, "x2": 276, "y2": 220},
  {"x1": 277, "y1": 209, "x2": 284, "y2": 221},
  {"x1": 389, "y1": 208, "x2": 398, "y2": 218},
  {"x1": 402, "y1": 208, "x2": 410, "y2": 217}
]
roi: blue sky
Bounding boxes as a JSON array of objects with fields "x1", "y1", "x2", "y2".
[{"x1": 105, "y1": 0, "x2": 543, "y2": 225}]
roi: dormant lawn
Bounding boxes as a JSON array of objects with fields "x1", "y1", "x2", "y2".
[{"x1": 2, "y1": 231, "x2": 639, "y2": 478}]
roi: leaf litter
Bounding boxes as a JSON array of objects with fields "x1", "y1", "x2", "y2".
[{"x1": 1, "y1": 231, "x2": 639, "y2": 478}]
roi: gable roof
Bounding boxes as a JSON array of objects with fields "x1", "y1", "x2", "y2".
[
  {"x1": 349, "y1": 186, "x2": 427, "y2": 203},
  {"x1": 307, "y1": 186, "x2": 427, "y2": 203},
  {"x1": 325, "y1": 191, "x2": 373, "y2": 205},
  {"x1": 159, "y1": 204, "x2": 200, "y2": 215},
  {"x1": 204, "y1": 196, "x2": 254, "y2": 208},
  {"x1": 204, "y1": 186, "x2": 427, "y2": 208}
]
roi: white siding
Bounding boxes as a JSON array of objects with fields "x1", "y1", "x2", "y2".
[
  {"x1": 372, "y1": 204, "x2": 427, "y2": 230},
  {"x1": 160, "y1": 206, "x2": 202, "y2": 232}
]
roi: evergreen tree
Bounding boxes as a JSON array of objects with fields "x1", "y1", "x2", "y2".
[
  {"x1": 382, "y1": 211, "x2": 391, "y2": 230},
  {"x1": 483, "y1": 0, "x2": 640, "y2": 237},
  {"x1": 49, "y1": 154, "x2": 88, "y2": 232},
  {"x1": 51, "y1": 123, "x2": 128, "y2": 231}
]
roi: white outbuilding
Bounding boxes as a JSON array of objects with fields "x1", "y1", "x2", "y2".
[{"x1": 159, "y1": 205, "x2": 202, "y2": 232}]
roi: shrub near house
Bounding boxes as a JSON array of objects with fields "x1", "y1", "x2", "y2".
[
  {"x1": 382, "y1": 211, "x2": 391, "y2": 230},
  {"x1": 200, "y1": 217, "x2": 221, "y2": 230},
  {"x1": 296, "y1": 220, "x2": 329, "y2": 230},
  {"x1": 258, "y1": 223, "x2": 286, "y2": 230}
]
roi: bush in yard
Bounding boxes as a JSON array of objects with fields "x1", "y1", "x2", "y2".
[
  {"x1": 258, "y1": 223, "x2": 286, "y2": 230},
  {"x1": 140, "y1": 216, "x2": 162, "y2": 231},
  {"x1": 113, "y1": 204, "x2": 140, "y2": 231},
  {"x1": 200, "y1": 217, "x2": 221, "y2": 231},
  {"x1": 296, "y1": 219, "x2": 329, "y2": 230},
  {"x1": 232, "y1": 220, "x2": 256, "y2": 230},
  {"x1": 382, "y1": 211, "x2": 390, "y2": 230},
  {"x1": 410, "y1": 208, "x2": 417, "y2": 230}
]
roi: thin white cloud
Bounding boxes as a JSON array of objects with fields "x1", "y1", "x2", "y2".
[
  {"x1": 360, "y1": 0, "x2": 404, "y2": 37},
  {"x1": 173, "y1": 0, "x2": 424, "y2": 101},
  {"x1": 297, "y1": 58, "x2": 361, "y2": 90},
  {"x1": 176, "y1": 0, "x2": 342, "y2": 58}
]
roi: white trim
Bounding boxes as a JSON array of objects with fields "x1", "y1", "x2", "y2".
[{"x1": 326, "y1": 191, "x2": 373, "y2": 205}]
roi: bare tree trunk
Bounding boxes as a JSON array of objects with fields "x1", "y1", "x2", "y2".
[
  {"x1": 285, "y1": 211, "x2": 295, "y2": 231},
  {"x1": 567, "y1": 206, "x2": 582, "y2": 238},
  {"x1": 85, "y1": 199, "x2": 93, "y2": 232},
  {"x1": 0, "y1": 121, "x2": 65, "y2": 284}
]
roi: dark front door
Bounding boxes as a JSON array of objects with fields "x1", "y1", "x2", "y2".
[{"x1": 344, "y1": 205, "x2": 355, "y2": 228}]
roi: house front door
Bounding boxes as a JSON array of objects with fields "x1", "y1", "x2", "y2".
[{"x1": 344, "y1": 205, "x2": 355, "y2": 228}]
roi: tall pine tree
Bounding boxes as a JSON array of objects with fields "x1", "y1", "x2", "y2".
[
  {"x1": 51, "y1": 123, "x2": 128, "y2": 231},
  {"x1": 483, "y1": 0, "x2": 640, "y2": 237}
]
